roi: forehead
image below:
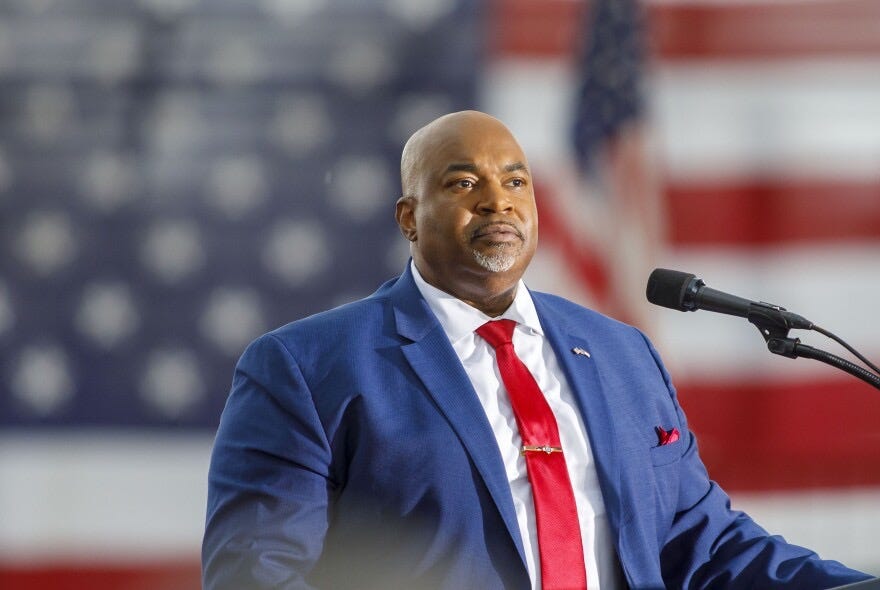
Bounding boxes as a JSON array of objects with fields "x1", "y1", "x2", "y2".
[{"x1": 421, "y1": 120, "x2": 528, "y2": 176}]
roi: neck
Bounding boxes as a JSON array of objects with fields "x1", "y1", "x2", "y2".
[
  {"x1": 462, "y1": 289, "x2": 516, "y2": 317},
  {"x1": 415, "y1": 264, "x2": 520, "y2": 317}
]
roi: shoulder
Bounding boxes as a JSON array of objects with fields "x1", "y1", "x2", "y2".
[
  {"x1": 271, "y1": 288, "x2": 394, "y2": 349},
  {"x1": 233, "y1": 286, "x2": 399, "y2": 389},
  {"x1": 530, "y1": 289, "x2": 641, "y2": 336},
  {"x1": 530, "y1": 289, "x2": 665, "y2": 367}
]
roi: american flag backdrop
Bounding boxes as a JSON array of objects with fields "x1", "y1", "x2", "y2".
[{"x1": 1, "y1": 0, "x2": 879, "y2": 587}]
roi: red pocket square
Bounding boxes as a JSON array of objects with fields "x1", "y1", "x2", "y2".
[{"x1": 656, "y1": 426, "x2": 680, "y2": 446}]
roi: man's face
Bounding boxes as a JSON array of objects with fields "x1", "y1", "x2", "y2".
[{"x1": 397, "y1": 114, "x2": 538, "y2": 303}]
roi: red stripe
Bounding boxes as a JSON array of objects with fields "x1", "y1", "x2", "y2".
[
  {"x1": 534, "y1": 180, "x2": 612, "y2": 304},
  {"x1": 665, "y1": 179, "x2": 880, "y2": 246},
  {"x1": 677, "y1": 375, "x2": 880, "y2": 492},
  {"x1": 488, "y1": 0, "x2": 586, "y2": 58},
  {"x1": 490, "y1": 0, "x2": 880, "y2": 59},
  {"x1": 0, "y1": 559, "x2": 200, "y2": 590},
  {"x1": 652, "y1": 1, "x2": 880, "y2": 61}
]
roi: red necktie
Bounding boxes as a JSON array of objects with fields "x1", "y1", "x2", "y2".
[{"x1": 476, "y1": 319, "x2": 587, "y2": 590}]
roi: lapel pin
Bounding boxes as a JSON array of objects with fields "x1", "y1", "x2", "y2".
[{"x1": 571, "y1": 347, "x2": 591, "y2": 358}]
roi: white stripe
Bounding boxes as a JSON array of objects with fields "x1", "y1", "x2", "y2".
[
  {"x1": 651, "y1": 60, "x2": 880, "y2": 181},
  {"x1": 730, "y1": 487, "x2": 880, "y2": 576},
  {"x1": 654, "y1": 243, "x2": 880, "y2": 379},
  {"x1": 481, "y1": 58, "x2": 579, "y2": 169},
  {"x1": 488, "y1": 58, "x2": 880, "y2": 182},
  {"x1": 1, "y1": 434, "x2": 878, "y2": 577},
  {"x1": 0, "y1": 433, "x2": 212, "y2": 562},
  {"x1": 647, "y1": 0, "x2": 841, "y2": 5}
]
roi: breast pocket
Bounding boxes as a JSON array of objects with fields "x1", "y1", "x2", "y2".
[
  {"x1": 650, "y1": 439, "x2": 683, "y2": 467},
  {"x1": 647, "y1": 439, "x2": 683, "y2": 535}
]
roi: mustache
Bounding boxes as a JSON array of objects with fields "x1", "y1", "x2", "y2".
[{"x1": 469, "y1": 221, "x2": 525, "y2": 241}]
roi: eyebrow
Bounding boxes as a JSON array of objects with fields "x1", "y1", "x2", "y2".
[
  {"x1": 443, "y1": 161, "x2": 529, "y2": 174},
  {"x1": 444, "y1": 163, "x2": 478, "y2": 174}
]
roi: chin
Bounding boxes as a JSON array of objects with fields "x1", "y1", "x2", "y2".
[{"x1": 472, "y1": 249, "x2": 517, "y2": 273}]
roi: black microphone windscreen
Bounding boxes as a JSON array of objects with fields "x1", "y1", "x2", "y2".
[{"x1": 646, "y1": 268, "x2": 696, "y2": 311}]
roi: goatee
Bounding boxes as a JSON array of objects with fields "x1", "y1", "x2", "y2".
[{"x1": 473, "y1": 246, "x2": 516, "y2": 272}]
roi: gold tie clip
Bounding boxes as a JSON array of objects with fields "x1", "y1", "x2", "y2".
[{"x1": 521, "y1": 445, "x2": 563, "y2": 455}]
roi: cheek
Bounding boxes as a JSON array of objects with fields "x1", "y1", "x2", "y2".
[{"x1": 419, "y1": 207, "x2": 472, "y2": 239}]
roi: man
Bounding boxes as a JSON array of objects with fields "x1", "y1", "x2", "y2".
[{"x1": 202, "y1": 111, "x2": 872, "y2": 589}]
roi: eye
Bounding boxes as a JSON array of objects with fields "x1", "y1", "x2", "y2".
[
  {"x1": 508, "y1": 177, "x2": 526, "y2": 188},
  {"x1": 455, "y1": 179, "x2": 475, "y2": 189}
]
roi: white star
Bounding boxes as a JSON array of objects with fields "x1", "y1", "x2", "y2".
[
  {"x1": 88, "y1": 24, "x2": 139, "y2": 84},
  {"x1": 16, "y1": 211, "x2": 78, "y2": 276},
  {"x1": 148, "y1": 92, "x2": 203, "y2": 153},
  {"x1": 80, "y1": 151, "x2": 137, "y2": 212},
  {"x1": 137, "y1": 0, "x2": 196, "y2": 19},
  {"x1": 205, "y1": 156, "x2": 268, "y2": 219},
  {"x1": 200, "y1": 287, "x2": 266, "y2": 356},
  {"x1": 0, "y1": 34, "x2": 11, "y2": 76},
  {"x1": 327, "y1": 155, "x2": 391, "y2": 222},
  {"x1": 75, "y1": 282, "x2": 140, "y2": 349},
  {"x1": 0, "y1": 145, "x2": 13, "y2": 196},
  {"x1": 206, "y1": 38, "x2": 265, "y2": 87},
  {"x1": 327, "y1": 40, "x2": 394, "y2": 94},
  {"x1": 140, "y1": 349, "x2": 204, "y2": 419},
  {"x1": 0, "y1": 282, "x2": 14, "y2": 336},
  {"x1": 260, "y1": 0, "x2": 327, "y2": 25},
  {"x1": 140, "y1": 220, "x2": 206, "y2": 284},
  {"x1": 12, "y1": 346, "x2": 74, "y2": 416},
  {"x1": 384, "y1": 0, "x2": 454, "y2": 31},
  {"x1": 23, "y1": 84, "x2": 74, "y2": 143},
  {"x1": 388, "y1": 94, "x2": 453, "y2": 144},
  {"x1": 10, "y1": 0, "x2": 55, "y2": 16},
  {"x1": 386, "y1": 236, "x2": 412, "y2": 274},
  {"x1": 271, "y1": 94, "x2": 334, "y2": 155},
  {"x1": 262, "y1": 220, "x2": 330, "y2": 287}
]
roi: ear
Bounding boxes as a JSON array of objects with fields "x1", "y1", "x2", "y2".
[{"x1": 395, "y1": 196, "x2": 417, "y2": 242}]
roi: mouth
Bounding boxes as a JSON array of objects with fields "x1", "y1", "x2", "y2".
[{"x1": 470, "y1": 222, "x2": 524, "y2": 244}]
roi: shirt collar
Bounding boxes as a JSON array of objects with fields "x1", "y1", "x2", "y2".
[{"x1": 410, "y1": 260, "x2": 544, "y2": 344}]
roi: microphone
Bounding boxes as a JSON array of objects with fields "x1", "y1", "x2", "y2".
[
  {"x1": 646, "y1": 268, "x2": 813, "y2": 330},
  {"x1": 646, "y1": 268, "x2": 880, "y2": 389}
]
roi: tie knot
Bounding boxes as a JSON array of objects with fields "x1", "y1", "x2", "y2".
[{"x1": 476, "y1": 319, "x2": 517, "y2": 349}]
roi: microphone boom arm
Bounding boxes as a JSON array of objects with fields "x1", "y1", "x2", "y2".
[{"x1": 748, "y1": 307, "x2": 880, "y2": 390}]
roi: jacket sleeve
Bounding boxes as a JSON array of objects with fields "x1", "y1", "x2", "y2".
[
  {"x1": 643, "y1": 335, "x2": 873, "y2": 588},
  {"x1": 202, "y1": 333, "x2": 333, "y2": 590}
]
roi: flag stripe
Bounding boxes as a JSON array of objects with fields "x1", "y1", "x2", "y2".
[
  {"x1": 0, "y1": 561, "x2": 200, "y2": 590},
  {"x1": 729, "y1": 487, "x2": 880, "y2": 574},
  {"x1": 491, "y1": 0, "x2": 880, "y2": 59},
  {"x1": 677, "y1": 376, "x2": 880, "y2": 491},
  {"x1": 3, "y1": 497, "x2": 877, "y2": 588},
  {"x1": 652, "y1": 0, "x2": 880, "y2": 60},
  {"x1": 0, "y1": 433, "x2": 210, "y2": 560},
  {"x1": 652, "y1": 60, "x2": 880, "y2": 183},
  {"x1": 665, "y1": 180, "x2": 880, "y2": 246}
]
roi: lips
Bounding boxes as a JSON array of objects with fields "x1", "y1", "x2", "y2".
[{"x1": 471, "y1": 222, "x2": 524, "y2": 243}]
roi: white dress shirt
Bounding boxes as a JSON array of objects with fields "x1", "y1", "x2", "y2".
[{"x1": 411, "y1": 262, "x2": 624, "y2": 589}]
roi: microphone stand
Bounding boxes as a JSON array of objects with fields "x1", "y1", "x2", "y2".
[{"x1": 747, "y1": 303, "x2": 880, "y2": 390}]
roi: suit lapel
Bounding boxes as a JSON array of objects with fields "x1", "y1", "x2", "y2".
[{"x1": 388, "y1": 268, "x2": 528, "y2": 567}]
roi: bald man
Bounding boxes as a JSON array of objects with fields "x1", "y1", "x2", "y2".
[{"x1": 202, "y1": 112, "x2": 871, "y2": 589}]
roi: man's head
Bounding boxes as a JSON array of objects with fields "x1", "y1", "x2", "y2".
[{"x1": 395, "y1": 110, "x2": 538, "y2": 316}]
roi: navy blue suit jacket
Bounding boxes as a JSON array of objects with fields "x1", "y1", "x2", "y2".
[{"x1": 203, "y1": 265, "x2": 870, "y2": 589}]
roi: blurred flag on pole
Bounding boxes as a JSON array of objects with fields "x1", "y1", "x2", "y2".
[
  {"x1": 1, "y1": 0, "x2": 879, "y2": 587},
  {"x1": 487, "y1": 0, "x2": 880, "y2": 573}
]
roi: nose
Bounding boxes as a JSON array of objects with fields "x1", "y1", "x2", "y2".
[{"x1": 476, "y1": 182, "x2": 513, "y2": 214}]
